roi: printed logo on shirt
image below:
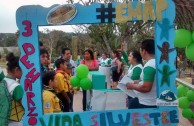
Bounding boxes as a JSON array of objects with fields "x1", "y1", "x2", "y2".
[{"x1": 45, "y1": 102, "x2": 51, "y2": 108}]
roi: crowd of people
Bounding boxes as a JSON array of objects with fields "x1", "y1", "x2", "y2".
[{"x1": 0, "y1": 39, "x2": 157, "y2": 125}]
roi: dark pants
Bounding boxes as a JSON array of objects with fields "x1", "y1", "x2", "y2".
[
  {"x1": 112, "y1": 69, "x2": 123, "y2": 82},
  {"x1": 129, "y1": 97, "x2": 157, "y2": 109},
  {"x1": 69, "y1": 93, "x2": 74, "y2": 112},
  {"x1": 127, "y1": 96, "x2": 133, "y2": 109},
  {"x1": 82, "y1": 90, "x2": 86, "y2": 111},
  {"x1": 57, "y1": 92, "x2": 70, "y2": 112}
]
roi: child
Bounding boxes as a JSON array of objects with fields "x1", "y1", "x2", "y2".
[
  {"x1": 65, "y1": 63, "x2": 75, "y2": 112},
  {"x1": 42, "y1": 71, "x2": 61, "y2": 113},
  {"x1": 0, "y1": 53, "x2": 24, "y2": 126},
  {"x1": 55, "y1": 58, "x2": 71, "y2": 112},
  {"x1": 40, "y1": 48, "x2": 49, "y2": 72}
]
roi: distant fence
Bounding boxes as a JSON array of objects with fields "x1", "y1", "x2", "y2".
[{"x1": 176, "y1": 78, "x2": 194, "y2": 90}]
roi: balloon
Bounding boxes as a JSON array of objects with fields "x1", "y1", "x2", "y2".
[
  {"x1": 187, "y1": 90, "x2": 194, "y2": 101},
  {"x1": 177, "y1": 85, "x2": 189, "y2": 98},
  {"x1": 192, "y1": 31, "x2": 194, "y2": 42},
  {"x1": 178, "y1": 97, "x2": 191, "y2": 109},
  {"x1": 70, "y1": 76, "x2": 80, "y2": 87},
  {"x1": 80, "y1": 78, "x2": 92, "y2": 90},
  {"x1": 186, "y1": 43, "x2": 194, "y2": 61},
  {"x1": 76, "y1": 64, "x2": 89, "y2": 79},
  {"x1": 182, "y1": 108, "x2": 193, "y2": 118},
  {"x1": 174, "y1": 29, "x2": 192, "y2": 48}
]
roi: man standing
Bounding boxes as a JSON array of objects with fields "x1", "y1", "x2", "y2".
[
  {"x1": 60, "y1": 48, "x2": 76, "y2": 112},
  {"x1": 61, "y1": 48, "x2": 76, "y2": 76},
  {"x1": 126, "y1": 39, "x2": 156, "y2": 108}
]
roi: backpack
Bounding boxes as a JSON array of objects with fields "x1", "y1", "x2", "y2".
[{"x1": 0, "y1": 80, "x2": 12, "y2": 126}]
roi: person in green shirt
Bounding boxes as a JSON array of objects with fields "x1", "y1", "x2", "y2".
[
  {"x1": 76, "y1": 55, "x2": 83, "y2": 66},
  {"x1": 126, "y1": 50, "x2": 143, "y2": 80},
  {"x1": 126, "y1": 39, "x2": 156, "y2": 109},
  {"x1": 117, "y1": 43, "x2": 130, "y2": 67},
  {"x1": 118, "y1": 50, "x2": 143, "y2": 108},
  {"x1": 100, "y1": 53, "x2": 111, "y2": 67},
  {"x1": 0, "y1": 53, "x2": 24, "y2": 125}
]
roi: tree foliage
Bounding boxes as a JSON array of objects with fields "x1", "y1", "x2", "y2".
[
  {"x1": 0, "y1": 1, "x2": 156, "y2": 59},
  {"x1": 0, "y1": 33, "x2": 18, "y2": 47}
]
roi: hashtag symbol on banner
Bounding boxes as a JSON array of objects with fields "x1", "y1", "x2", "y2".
[{"x1": 96, "y1": 3, "x2": 116, "y2": 23}]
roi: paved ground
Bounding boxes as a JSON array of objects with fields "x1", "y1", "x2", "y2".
[
  {"x1": 178, "y1": 108, "x2": 193, "y2": 126},
  {"x1": 73, "y1": 91, "x2": 194, "y2": 126},
  {"x1": 73, "y1": 91, "x2": 83, "y2": 112}
]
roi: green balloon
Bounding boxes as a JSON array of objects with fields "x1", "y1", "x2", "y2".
[
  {"x1": 178, "y1": 97, "x2": 191, "y2": 109},
  {"x1": 174, "y1": 29, "x2": 192, "y2": 48},
  {"x1": 70, "y1": 76, "x2": 80, "y2": 87},
  {"x1": 192, "y1": 31, "x2": 194, "y2": 41},
  {"x1": 76, "y1": 64, "x2": 89, "y2": 79},
  {"x1": 182, "y1": 108, "x2": 193, "y2": 118},
  {"x1": 186, "y1": 43, "x2": 194, "y2": 61},
  {"x1": 80, "y1": 78, "x2": 92, "y2": 90},
  {"x1": 177, "y1": 85, "x2": 189, "y2": 98},
  {"x1": 187, "y1": 90, "x2": 194, "y2": 101}
]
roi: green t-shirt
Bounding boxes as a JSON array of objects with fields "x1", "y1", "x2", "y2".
[
  {"x1": 143, "y1": 66, "x2": 156, "y2": 82},
  {"x1": 131, "y1": 67, "x2": 142, "y2": 80},
  {"x1": 76, "y1": 59, "x2": 82, "y2": 65}
]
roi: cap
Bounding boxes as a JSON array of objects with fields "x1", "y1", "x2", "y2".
[{"x1": 66, "y1": 63, "x2": 75, "y2": 69}]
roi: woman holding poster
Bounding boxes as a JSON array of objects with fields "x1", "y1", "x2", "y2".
[
  {"x1": 126, "y1": 39, "x2": 157, "y2": 109},
  {"x1": 117, "y1": 50, "x2": 143, "y2": 108}
]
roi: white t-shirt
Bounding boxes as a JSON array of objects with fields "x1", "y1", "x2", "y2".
[
  {"x1": 4, "y1": 78, "x2": 20, "y2": 96},
  {"x1": 4, "y1": 77, "x2": 23, "y2": 126},
  {"x1": 100, "y1": 58, "x2": 111, "y2": 67},
  {"x1": 135, "y1": 59, "x2": 156, "y2": 106},
  {"x1": 69, "y1": 59, "x2": 76, "y2": 76},
  {"x1": 127, "y1": 64, "x2": 143, "y2": 78}
]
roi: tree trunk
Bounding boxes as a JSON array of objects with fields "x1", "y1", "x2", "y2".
[
  {"x1": 49, "y1": 34, "x2": 54, "y2": 60},
  {"x1": 102, "y1": 34, "x2": 112, "y2": 54}
]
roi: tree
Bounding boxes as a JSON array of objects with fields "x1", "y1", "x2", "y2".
[
  {"x1": 39, "y1": 29, "x2": 76, "y2": 57},
  {"x1": 0, "y1": 33, "x2": 17, "y2": 47},
  {"x1": 39, "y1": 29, "x2": 65, "y2": 59},
  {"x1": 38, "y1": 1, "x2": 155, "y2": 57}
]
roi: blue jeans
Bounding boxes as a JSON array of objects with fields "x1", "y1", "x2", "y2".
[{"x1": 129, "y1": 97, "x2": 157, "y2": 109}]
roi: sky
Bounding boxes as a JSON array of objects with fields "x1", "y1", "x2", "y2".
[{"x1": 0, "y1": 0, "x2": 78, "y2": 33}]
